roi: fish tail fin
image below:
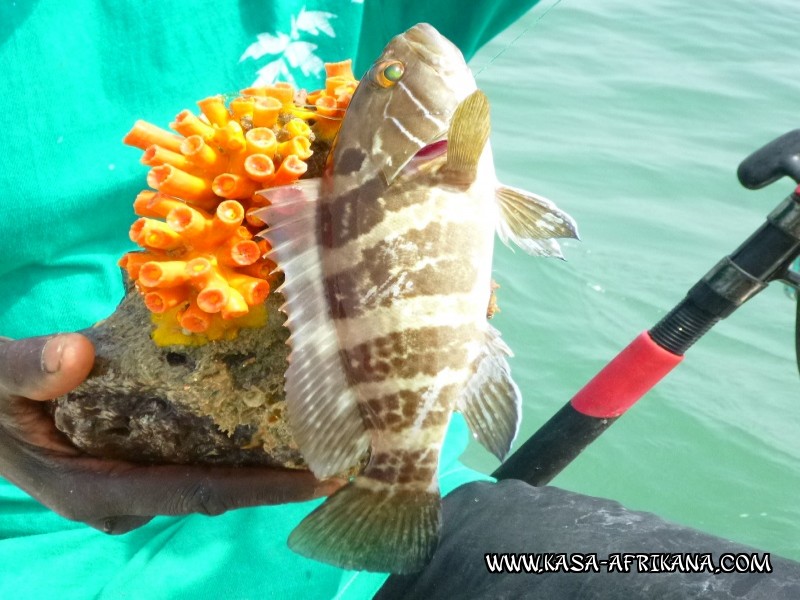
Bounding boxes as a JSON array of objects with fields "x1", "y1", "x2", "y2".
[{"x1": 288, "y1": 478, "x2": 441, "y2": 573}]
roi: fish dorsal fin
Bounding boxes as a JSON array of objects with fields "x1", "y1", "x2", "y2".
[
  {"x1": 495, "y1": 184, "x2": 580, "y2": 258},
  {"x1": 254, "y1": 181, "x2": 369, "y2": 478},
  {"x1": 457, "y1": 325, "x2": 521, "y2": 460},
  {"x1": 442, "y1": 90, "x2": 491, "y2": 186}
]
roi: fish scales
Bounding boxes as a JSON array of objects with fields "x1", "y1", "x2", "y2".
[
  {"x1": 322, "y1": 155, "x2": 495, "y2": 494},
  {"x1": 256, "y1": 22, "x2": 579, "y2": 574}
]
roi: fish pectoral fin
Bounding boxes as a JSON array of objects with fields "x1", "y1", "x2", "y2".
[
  {"x1": 289, "y1": 479, "x2": 441, "y2": 573},
  {"x1": 495, "y1": 184, "x2": 580, "y2": 258},
  {"x1": 256, "y1": 180, "x2": 369, "y2": 478},
  {"x1": 441, "y1": 90, "x2": 491, "y2": 186},
  {"x1": 457, "y1": 325, "x2": 521, "y2": 461}
]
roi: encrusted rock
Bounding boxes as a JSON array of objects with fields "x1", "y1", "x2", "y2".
[{"x1": 53, "y1": 279, "x2": 304, "y2": 469}]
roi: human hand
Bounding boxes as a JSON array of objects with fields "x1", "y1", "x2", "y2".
[{"x1": 0, "y1": 333, "x2": 341, "y2": 534}]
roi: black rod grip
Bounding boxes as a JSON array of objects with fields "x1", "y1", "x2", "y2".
[{"x1": 493, "y1": 403, "x2": 617, "y2": 486}]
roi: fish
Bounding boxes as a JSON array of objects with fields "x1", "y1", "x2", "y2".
[{"x1": 255, "y1": 22, "x2": 579, "y2": 573}]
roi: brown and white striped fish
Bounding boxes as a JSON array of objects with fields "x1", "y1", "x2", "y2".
[{"x1": 256, "y1": 23, "x2": 578, "y2": 573}]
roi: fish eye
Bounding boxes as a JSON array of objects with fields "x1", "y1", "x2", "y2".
[{"x1": 372, "y1": 60, "x2": 405, "y2": 88}]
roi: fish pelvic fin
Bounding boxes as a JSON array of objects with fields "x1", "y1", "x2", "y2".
[
  {"x1": 495, "y1": 184, "x2": 580, "y2": 258},
  {"x1": 288, "y1": 479, "x2": 441, "y2": 573},
  {"x1": 442, "y1": 90, "x2": 491, "y2": 186},
  {"x1": 457, "y1": 325, "x2": 522, "y2": 461}
]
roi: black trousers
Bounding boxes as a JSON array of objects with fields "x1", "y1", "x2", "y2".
[{"x1": 377, "y1": 480, "x2": 800, "y2": 599}]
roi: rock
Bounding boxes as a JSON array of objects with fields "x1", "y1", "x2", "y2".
[{"x1": 52, "y1": 279, "x2": 305, "y2": 469}]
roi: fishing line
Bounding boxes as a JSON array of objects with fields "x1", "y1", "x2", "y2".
[{"x1": 473, "y1": 0, "x2": 565, "y2": 79}]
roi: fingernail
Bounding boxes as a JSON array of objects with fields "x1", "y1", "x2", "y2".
[{"x1": 42, "y1": 337, "x2": 64, "y2": 374}]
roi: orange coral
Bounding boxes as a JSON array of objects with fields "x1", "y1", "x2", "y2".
[
  {"x1": 120, "y1": 192, "x2": 274, "y2": 344},
  {"x1": 306, "y1": 60, "x2": 358, "y2": 141},
  {"x1": 121, "y1": 64, "x2": 359, "y2": 345}
]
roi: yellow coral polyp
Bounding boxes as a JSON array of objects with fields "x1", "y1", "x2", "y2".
[
  {"x1": 277, "y1": 136, "x2": 313, "y2": 161},
  {"x1": 197, "y1": 95, "x2": 230, "y2": 127},
  {"x1": 122, "y1": 62, "x2": 358, "y2": 345},
  {"x1": 285, "y1": 118, "x2": 312, "y2": 139},
  {"x1": 214, "y1": 120, "x2": 247, "y2": 153},
  {"x1": 244, "y1": 154, "x2": 276, "y2": 183},
  {"x1": 253, "y1": 97, "x2": 282, "y2": 128},
  {"x1": 211, "y1": 173, "x2": 259, "y2": 200},
  {"x1": 180, "y1": 135, "x2": 226, "y2": 171},
  {"x1": 245, "y1": 128, "x2": 278, "y2": 157}
]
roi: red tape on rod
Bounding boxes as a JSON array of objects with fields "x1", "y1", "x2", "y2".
[{"x1": 570, "y1": 332, "x2": 683, "y2": 418}]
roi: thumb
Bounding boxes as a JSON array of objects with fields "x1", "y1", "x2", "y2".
[{"x1": 0, "y1": 334, "x2": 95, "y2": 401}]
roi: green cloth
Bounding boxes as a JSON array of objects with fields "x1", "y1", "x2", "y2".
[
  {"x1": 0, "y1": 416, "x2": 487, "y2": 599},
  {"x1": 0, "y1": 0, "x2": 538, "y2": 597}
]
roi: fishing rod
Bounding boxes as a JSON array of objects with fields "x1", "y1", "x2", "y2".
[{"x1": 494, "y1": 129, "x2": 800, "y2": 486}]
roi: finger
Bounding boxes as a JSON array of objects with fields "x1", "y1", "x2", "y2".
[
  {"x1": 83, "y1": 515, "x2": 154, "y2": 535},
  {"x1": 72, "y1": 460, "x2": 345, "y2": 518},
  {"x1": 122, "y1": 465, "x2": 344, "y2": 515},
  {"x1": 0, "y1": 334, "x2": 95, "y2": 401}
]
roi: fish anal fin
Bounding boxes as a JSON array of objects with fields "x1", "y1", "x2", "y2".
[
  {"x1": 255, "y1": 179, "x2": 369, "y2": 478},
  {"x1": 495, "y1": 184, "x2": 580, "y2": 258},
  {"x1": 289, "y1": 479, "x2": 441, "y2": 573},
  {"x1": 457, "y1": 325, "x2": 521, "y2": 461},
  {"x1": 442, "y1": 90, "x2": 491, "y2": 186}
]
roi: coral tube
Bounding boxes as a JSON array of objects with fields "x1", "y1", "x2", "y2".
[
  {"x1": 142, "y1": 193, "x2": 188, "y2": 219},
  {"x1": 180, "y1": 135, "x2": 226, "y2": 173},
  {"x1": 253, "y1": 97, "x2": 282, "y2": 128},
  {"x1": 168, "y1": 201, "x2": 245, "y2": 249},
  {"x1": 266, "y1": 82, "x2": 295, "y2": 105},
  {"x1": 170, "y1": 109, "x2": 216, "y2": 140},
  {"x1": 272, "y1": 155, "x2": 308, "y2": 186},
  {"x1": 138, "y1": 260, "x2": 191, "y2": 288},
  {"x1": 147, "y1": 165, "x2": 217, "y2": 207},
  {"x1": 130, "y1": 218, "x2": 183, "y2": 250},
  {"x1": 220, "y1": 288, "x2": 250, "y2": 320},
  {"x1": 217, "y1": 238, "x2": 261, "y2": 267},
  {"x1": 119, "y1": 251, "x2": 159, "y2": 280},
  {"x1": 277, "y1": 136, "x2": 313, "y2": 161},
  {"x1": 245, "y1": 128, "x2": 277, "y2": 157},
  {"x1": 196, "y1": 95, "x2": 230, "y2": 127},
  {"x1": 123, "y1": 120, "x2": 184, "y2": 153},
  {"x1": 229, "y1": 96, "x2": 255, "y2": 122},
  {"x1": 313, "y1": 96, "x2": 345, "y2": 141},
  {"x1": 227, "y1": 272, "x2": 270, "y2": 305},
  {"x1": 285, "y1": 118, "x2": 312, "y2": 139},
  {"x1": 166, "y1": 204, "x2": 213, "y2": 241},
  {"x1": 179, "y1": 299, "x2": 213, "y2": 333},
  {"x1": 141, "y1": 144, "x2": 197, "y2": 172},
  {"x1": 325, "y1": 59, "x2": 354, "y2": 79},
  {"x1": 212, "y1": 173, "x2": 259, "y2": 200},
  {"x1": 132, "y1": 191, "x2": 163, "y2": 218},
  {"x1": 243, "y1": 154, "x2": 275, "y2": 183},
  {"x1": 197, "y1": 282, "x2": 232, "y2": 314},
  {"x1": 214, "y1": 121, "x2": 247, "y2": 153},
  {"x1": 144, "y1": 287, "x2": 189, "y2": 313}
]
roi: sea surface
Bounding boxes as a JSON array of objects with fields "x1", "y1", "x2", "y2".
[{"x1": 465, "y1": 0, "x2": 800, "y2": 561}]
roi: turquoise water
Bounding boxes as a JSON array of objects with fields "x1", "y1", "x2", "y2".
[{"x1": 465, "y1": 0, "x2": 800, "y2": 561}]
